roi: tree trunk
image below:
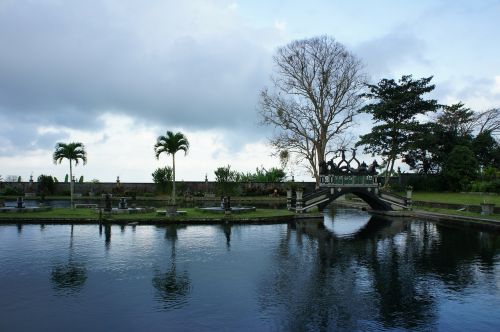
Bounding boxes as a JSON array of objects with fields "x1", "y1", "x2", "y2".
[
  {"x1": 384, "y1": 156, "x2": 396, "y2": 187},
  {"x1": 172, "y1": 154, "x2": 176, "y2": 205},
  {"x1": 313, "y1": 143, "x2": 326, "y2": 189},
  {"x1": 69, "y1": 160, "x2": 73, "y2": 209}
]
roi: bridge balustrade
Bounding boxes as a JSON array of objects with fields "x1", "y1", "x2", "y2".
[{"x1": 320, "y1": 175, "x2": 378, "y2": 187}]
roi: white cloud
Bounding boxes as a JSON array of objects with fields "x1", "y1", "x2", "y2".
[
  {"x1": 274, "y1": 20, "x2": 287, "y2": 32},
  {"x1": 491, "y1": 75, "x2": 500, "y2": 95},
  {"x1": 0, "y1": 113, "x2": 290, "y2": 182}
]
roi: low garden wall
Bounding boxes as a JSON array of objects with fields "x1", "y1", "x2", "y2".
[{"x1": 0, "y1": 181, "x2": 317, "y2": 197}]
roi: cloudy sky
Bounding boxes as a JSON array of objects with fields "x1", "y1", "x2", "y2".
[{"x1": 1, "y1": 0, "x2": 499, "y2": 182}]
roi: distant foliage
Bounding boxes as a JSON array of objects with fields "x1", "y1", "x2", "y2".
[
  {"x1": 3, "y1": 187, "x2": 24, "y2": 196},
  {"x1": 152, "y1": 166, "x2": 173, "y2": 194},
  {"x1": 4, "y1": 175, "x2": 20, "y2": 182},
  {"x1": 64, "y1": 174, "x2": 69, "y2": 183},
  {"x1": 470, "y1": 166, "x2": 500, "y2": 193},
  {"x1": 214, "y1": 165, "x2": 239, "y2": 196},
  {"x1": 79, "y1": 175, "x2": 84, "y2": 183},
  {"x1": 442, "y1": 146, "x2": 478, "y2": 191},
  {"x1": 237, "y1": 166, "x2": 286, "y2": 183},
  {"x1": 37, "y1": 175, "x2": 56, "y2": 195}
]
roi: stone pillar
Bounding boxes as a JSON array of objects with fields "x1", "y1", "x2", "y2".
[
  {"x1": 295, "y1": 188, "x2": 303, "y2": 213},
  {"x1": 286, "y1": 189, "x2": 293, "y2": 210},
  {"x1": 406, "y1": 189, "x2": 413, "y2": 208}
]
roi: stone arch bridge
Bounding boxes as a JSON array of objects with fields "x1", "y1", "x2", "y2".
[{"x1": 289, "y1": 150, "x2": 412, "y2": 212}]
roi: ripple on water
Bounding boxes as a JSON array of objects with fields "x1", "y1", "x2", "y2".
[{"x1": 1, "y1": 212, "x2": 500, "y2": 331}]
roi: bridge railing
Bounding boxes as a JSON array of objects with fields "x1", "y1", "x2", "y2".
[{"x1": 320, "y1": 174, "x2": 378, "y2": 187}]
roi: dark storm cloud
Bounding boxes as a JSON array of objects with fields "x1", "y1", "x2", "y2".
[
  {"x1": 0, "y1": 112, "x2": 70, "y2": 155},
  {"x1": 0, "y1": 0, "x2": 276, "y2": 152}
]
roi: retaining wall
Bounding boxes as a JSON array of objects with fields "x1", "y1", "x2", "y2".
[{"x1": 0, "y1": 181, "x2": 317, "y2": 196}]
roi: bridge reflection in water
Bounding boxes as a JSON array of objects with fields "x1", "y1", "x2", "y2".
[
  {"x1": 2, "y1": 211, "x2": 500, "y2": 331},
  {"x1": 258, "y1": 208, "x2": 500, "y2": 331}
]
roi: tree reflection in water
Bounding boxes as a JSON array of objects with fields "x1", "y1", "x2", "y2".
[
  {"x1": 50, "y1": 225, "x2": 87, "y2": 295},
  {"x1": 258, "y1": 210, "x2": 500, "y2": 331},
  {"x1": 152, "y1": 225, "x2": 191, "y2": 310}
]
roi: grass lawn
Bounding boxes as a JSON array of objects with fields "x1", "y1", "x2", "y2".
[
  {"x1": 411, "y1": 192, "x2": 499, "y2": 206},
  {"x1": 414, "y1": 206, "x2": 500, "y2": 221},
  {"x1": 0, "y1": 207, "x2": 295, "y2": 221}
]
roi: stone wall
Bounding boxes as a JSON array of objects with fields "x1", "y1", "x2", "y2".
[{"x1": 0, "y1": 181, "x2": 317, "y2": 196}]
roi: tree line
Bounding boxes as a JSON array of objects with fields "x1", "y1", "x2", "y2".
[{"x1": 259, "y1": 35, "x2": 499, "y2": 192}]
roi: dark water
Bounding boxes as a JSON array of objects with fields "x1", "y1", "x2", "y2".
[{"x1": 1, "y1": 208, "x2": 499, "y2": 331}]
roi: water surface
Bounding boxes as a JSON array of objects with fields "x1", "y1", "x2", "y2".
[{"x1": 1, "y1": 208, "x2": 499, "y2": 331}]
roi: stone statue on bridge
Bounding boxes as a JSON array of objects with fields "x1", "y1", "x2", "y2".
[{"x1": 319, "y1": 149, "x2": 379, "y2": 176}]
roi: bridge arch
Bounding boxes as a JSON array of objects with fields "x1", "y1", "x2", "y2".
[{"x1": 316, "y1": 188, "x2": 393, "y2": 211}]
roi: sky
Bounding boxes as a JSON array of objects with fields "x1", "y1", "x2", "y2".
[{"x1": 0, "y1": 0, "x2": 499, "y2": 182}]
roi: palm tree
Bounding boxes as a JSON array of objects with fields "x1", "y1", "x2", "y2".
[
  {"x1": 154, "y1": 131, "x2": 189, "y2": 205},
  {"x1": 53, "y1": 142, "x2": 87, "y2": 208}
]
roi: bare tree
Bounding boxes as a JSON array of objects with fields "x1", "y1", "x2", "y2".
[
  {"x1": 259, "y1": 36, "x2": 365, "y2": 186},
  {"x1": 473, "y1": 107, "x2": 500, "y2": 137}
]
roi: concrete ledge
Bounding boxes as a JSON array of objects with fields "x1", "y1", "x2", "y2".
[
  {"x1": 75, "y1": 204, "x2": 98, "y2": 208},
  {"x1": 370, "y1": 209, "x2": 500, "y2": 231}
]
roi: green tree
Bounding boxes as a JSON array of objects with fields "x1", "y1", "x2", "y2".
[
  {"x1": 356, "y1": 75, "x2": 439, "y2": 186},
  {"x1": 431, "y1": 103, "x2": 475, "y2": 167},
  {"x1": 37, "y1": 174, "x2": 56, "y2": 196},
  {"x1": 214, "y1": 165, "x2": 239, "y2": 196},
  {"x1": 154, "y1": 131, "x2": 189, "y2": 205},
  {"x1": 472, "y1": 130, "x2": 500, "y2": 169},
  {"x1": 53, "y1": 142, "x2": 87, "y2": 208},
  {"x1": 259, "y1": 36, "x2": 366, "y2": 186},
  {"x1": 442, "y1": 145, "x2": 478, "y2": 191},
  {"x1": 152, "y1": 166, "x2": 173, "y2": 194},
  {"x1": 437, "y1": 103, "x2": 475, "y2": 136},
  {"x1": 403, "y1": 123, "x2": 441, "y2": 174},
  {"x1": 240, "y1": 166, "x2": 287, "y2": 182}
]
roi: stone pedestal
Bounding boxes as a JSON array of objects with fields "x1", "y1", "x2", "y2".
[
  {"x1": 295, "y1": 189, "x2": 303, "y2": 213},
  {"x1": 16, "y1": 197, "x2": 25, "y2": 209},
  {"x1": 481, "y1": 203, "x2": 495, "y2": 215},
  {"x1": 119, "y1": 197, "x2": 128, "y2": 209},
  {"x1": 166, "y1": 204, "x2": 177, "y2": 216},
  {"x1": 286, "y1": 189, "x2": 293, "y2": 210},
  {"x1": 406, "y1": 190, "x2": 413, "y2": 208}
]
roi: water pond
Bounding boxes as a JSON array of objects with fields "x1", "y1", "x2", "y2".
[{"x1": 1, "y1": 208, "x2": 499, "y2": 331}]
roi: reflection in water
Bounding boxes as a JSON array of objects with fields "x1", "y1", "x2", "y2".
[
  {"x1": 104, "y1": 224, "x2": 111, "y2": 249},
  {"x1": 257, "y1": 210, "x2": 500, "y2": 331},
  {"x1": 1, "y1": 210, "x2": 500, "y2": 331},
  {"x1": 50, "y1": 225, "x2": 87, "y2": 295},
  {"x1": 222, "y1": 223, "x2": 232, "y2": 249},
  {"x1": 152, "y1": 225, "x2": 191, "y2": 310},
  {"x1": 51, "y1": 263, "x2": 87, "y2": 294}
]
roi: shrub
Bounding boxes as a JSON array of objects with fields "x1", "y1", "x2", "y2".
[
  {"x1": 125, "y1": 191, "x2": 137, "y2": 199},
  {"x1": 3, "y1": 187, "x2": 23, "y2": 196},
  {"x1": 152, "y1": 167, "x2": 172, "y2": 194},
  {"x1": 37, "y1": 175, "x2": 56, "y2": 195}
]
